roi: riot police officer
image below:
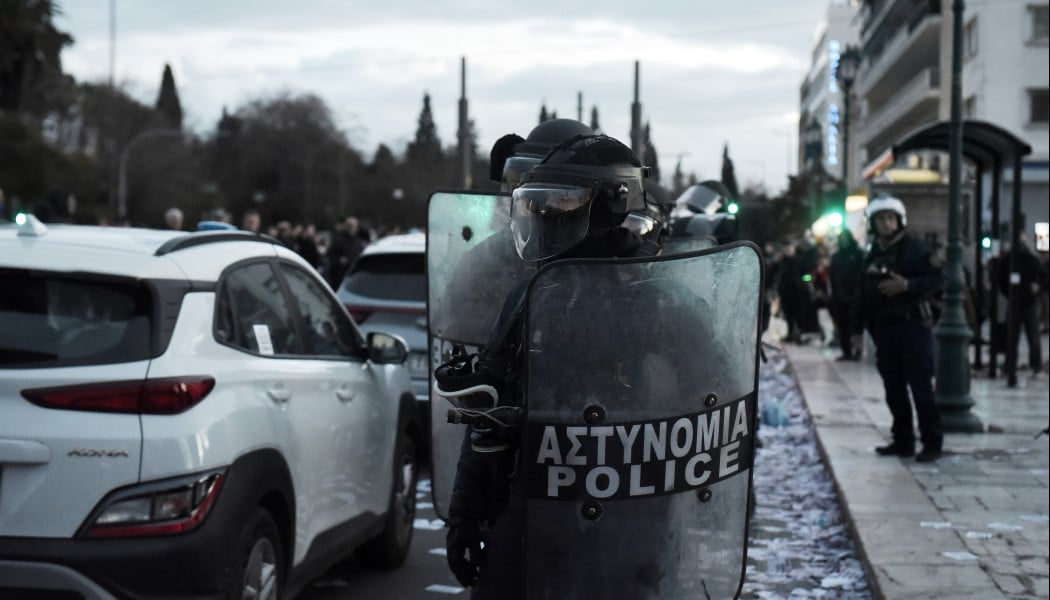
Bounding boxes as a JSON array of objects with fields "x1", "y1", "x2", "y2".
[
  {"x1": 440, "y1": 135, "x2": 659, "y2": 596},
  {"x1": 856, "y1": 195, "x2": 944, "y2": 462},
  {"x1": 434, "y1": 134, "x2": 760, "y2": 599}
]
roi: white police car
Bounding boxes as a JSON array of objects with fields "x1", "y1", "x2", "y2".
[{"x1": 0, "y1": 216, "x2": 422, "y2": 599}]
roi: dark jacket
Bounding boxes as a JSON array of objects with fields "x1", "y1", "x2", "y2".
[
  {"x1": 996, "y1": 246, "x2": 1042, "y2": 306},
  {"x1": 830, "y1": 242, "x2": 865, "y2": 303},
  {"x1": 857, "y1": 232, "x2": 943, "y2": 328}
]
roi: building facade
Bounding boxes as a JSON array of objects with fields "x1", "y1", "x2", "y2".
[
  {"x1": 854, "y1": 0, "x2": 1049, "y2": 247},
  {"x1": 799, "y1": 1, "x2": 863, "y2": 183}
]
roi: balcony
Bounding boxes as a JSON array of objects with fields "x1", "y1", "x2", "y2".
[
  {"x1": 858, "y1": 66, "x2": 941, "y2": 149},
  {"x1": 857, "y1": 12, "x2": 941, "y2": 103}
]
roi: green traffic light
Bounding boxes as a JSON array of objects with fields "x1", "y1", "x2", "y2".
[
  {"x1": 727, "y1": 202, "x2": 739, "y2": 215},
  {"x1": 981, "y1": 236, "x2": 992, "y2": 249},
  {"x1": 14, "y1": 212, "x2": 27, "y2": 226},
  {"x1": 827, "y1": 212, "x2": 843, "y2": 228}
]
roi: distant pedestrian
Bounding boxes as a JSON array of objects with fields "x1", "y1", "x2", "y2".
[
  {"x1": 325, "y1": 216, "x2": 365, "y2": 288},
  {"x1": 830, "y1": 229, "x2": 865, "y2": 360},
  {"x1": 241, "y1": 209, "x2": 261, "y2": 234},
  {"x1": 164, "y1": 207, "x2": 184, "y2": 231},
  {"x1": 855, "y1": 196, "x2": 944, "y2": 462},
  {"x1": 777, "y1": 242, "x2": 805, "y2": 343},
  {"x1": 997, "y1": 234, "x2": 1044, "y2": 375}
]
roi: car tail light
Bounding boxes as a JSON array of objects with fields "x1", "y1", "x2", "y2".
[
  {"x1": 84, "y1": 471, "x2": 225, "y2": 538},
  {"x1": 22, "y1": 376, "x2": 215, "y2": 414}
]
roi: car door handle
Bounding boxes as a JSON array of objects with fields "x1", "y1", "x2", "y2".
[
  {"x1": 335, "y1": 386, "x2": 355, "y2": 403},
  {"x1": 266, "y1": 385, "x2": 291, "y2": 404}
]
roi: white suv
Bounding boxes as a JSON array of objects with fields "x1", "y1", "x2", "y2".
[{"x1": 0, "y1": 217, "x2": 422, "y2": 599}]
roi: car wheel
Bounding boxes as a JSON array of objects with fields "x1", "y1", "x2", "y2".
[
  {"x1": 230, "y1": 508, "x2": 283, "y2": 600},
  {"x1": 359, "y1": 430, "x2": 418, "y2": 569}
]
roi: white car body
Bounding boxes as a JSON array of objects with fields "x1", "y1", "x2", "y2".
[{"x1": 0, "y1": 219, "x2": 421, "y2": 599}]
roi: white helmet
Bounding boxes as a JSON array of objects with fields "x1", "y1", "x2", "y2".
[{"x1": 865, "y1": 195, "x2": 907, "y2": 228}]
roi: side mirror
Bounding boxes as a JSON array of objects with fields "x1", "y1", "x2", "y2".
[{"x1": 366, "y1": 332, "x2": 409, "y2": 364}]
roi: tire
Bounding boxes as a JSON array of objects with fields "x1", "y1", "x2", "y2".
[
  {"x1": 229, "y1": 508, "x2": 284, "y2": 600},
  {"x1": 359, "y1": 430, "x2": 418, "y2": 569}
]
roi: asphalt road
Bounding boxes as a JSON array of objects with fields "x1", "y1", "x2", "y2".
[
  {"x1": 296, "y1": 476, "x2": 466, "y2": 599},
  {"x1": 296, "y1": 346, "x2": 871, "y2": 599}
]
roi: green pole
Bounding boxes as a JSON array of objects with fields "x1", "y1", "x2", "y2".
[{"x1": 934, "y1": 0, "x2": 982, "y2": 432}]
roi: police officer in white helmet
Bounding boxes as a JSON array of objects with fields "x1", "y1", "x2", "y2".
[{"x1": 854, "y1": 195, "x2": 945, "y2": 462}]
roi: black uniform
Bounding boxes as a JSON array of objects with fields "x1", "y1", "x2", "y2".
[
  {"x1": 830, "y1": 232, "x2": 865, "y2": 359},
  {"x1": 856, "y1": 231, "x2": 944, "y2": 455}
]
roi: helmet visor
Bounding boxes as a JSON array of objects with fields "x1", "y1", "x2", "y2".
[
  {"x1": 511, "y1": 184, "x2": 596, "y2": 261},
  {"x1": 501, "y1": 156, "x2": 543, "y2": 192}
]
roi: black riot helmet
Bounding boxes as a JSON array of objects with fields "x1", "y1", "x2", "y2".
[
  {"x1": 490, "y1": 119, "x2": 595, "y2": 191},
  {"x1": 510, "y1": 134, "x2": 650, "y2": 262}
]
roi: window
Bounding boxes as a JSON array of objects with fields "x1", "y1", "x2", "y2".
[
  {"x1": 1029, "y1": 89, "x2": 1050, "y2": 124},
  {"x1": 279, "y1": 263, "x2": 363, "y2": 358},
  {"x1": 1029, "y1": 5, "x2": 1049, "y2": 43},
  {"x1": 342, "y1": 253, "x2": 426, "y2": 302},
  {"x1": 216, "y1": 262, "x2": 303, "y2": 356},
  {"x1": 964, "y1": 17, "x2": 978, "y2": 60},
  {"x1": 0, "y1": 270, "x2": 151, "y2": 368}
]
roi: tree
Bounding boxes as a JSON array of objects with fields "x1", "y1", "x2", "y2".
[
  {"x1": 155, "y1": 64, "x2": 183, "y2": 129},
  {"x1": 0, "y1": 0, "x2": 73, "y2": 116},
  {"x1": 589, "y1": 106, "x2": 601, "y2": 134},
  {"x1": 721, "y1": 143, "x2": 740, "y2": 201},
  {"x1": 539, "y1": 104, "x2": 549, "y2": 124},
  {"x1": 406, "y1": 92, "x2": 441, "y2": 164},
  {"x1": 642, "y1": 121, "x2": 660, "y2": 181},
  {"x1": 210, "y1": 92, "x2": 362, "y2": 228}
]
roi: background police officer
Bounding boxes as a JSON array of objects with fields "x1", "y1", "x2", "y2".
[{"x1": 855, "y1": 195, "x2": 945, "y2": 462}]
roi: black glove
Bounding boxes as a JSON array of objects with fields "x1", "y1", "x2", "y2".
[{"x1": 446, "y1": 515, "x2": 484, "y2": 587}]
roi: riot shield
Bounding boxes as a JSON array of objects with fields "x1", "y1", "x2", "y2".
[
  {"x1": 427, "y1": 190, "x2": 532, "y2": 519},
  {"x1": 522, "y1": 242, "x2": 762, "y2": 600}
]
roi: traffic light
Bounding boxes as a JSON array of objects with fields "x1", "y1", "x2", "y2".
[
  {"x1": 726, "y1": 201, "x2": 739, "y2": 215},
  {"x1": 981, "y1": 235, "x2": 992, "y2": 249},
  {"x1": 14, "y1": 212, "x2": 28, "y2": 226},
  {"x1": 826, "y1": 211, "x2": 844, "y2": 228}
]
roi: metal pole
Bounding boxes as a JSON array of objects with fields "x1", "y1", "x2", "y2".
[
  {"x1": 934, "y1": 0, "x2": 982, "y2": 432},
  {"x1": 1005, "y1": 158, "x2": 1023, "y2": 387},
  {"x1": 842, "y1": 81, "x2": 851, "y2": 194},
  {"x1": 988, "y1": 158, "x2": 1002, "y2": 378},
  {"x1": 973, "y1": 169, "x2": 984, "y2": 369}
]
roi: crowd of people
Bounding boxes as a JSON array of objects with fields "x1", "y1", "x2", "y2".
[
  {"x1": 765, "y1": 223, "x2": 1049, "y2": 372},
  {"x1": 161, "y1": 205, "x2": 418, "y2": 289}
]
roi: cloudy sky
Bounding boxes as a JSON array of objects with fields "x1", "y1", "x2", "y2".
[{"x1": 55, "y1": 0, "x2": 838, "y2": 194}]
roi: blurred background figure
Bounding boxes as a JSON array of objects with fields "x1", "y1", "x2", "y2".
[
  {"x1": 997, "y1": 234, "x2": 1044, "y2": 375},
  {"x1": 164, "y1": 207, "x2": 184, "y2": 230},
  {"x1": 241, "y1": 209, "x2": 261, "y2": 233},
  {"x1": 830, "y1": 228, "x2": 864, "y2": 360}
]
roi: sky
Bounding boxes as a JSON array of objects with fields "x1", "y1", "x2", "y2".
[{"x1": 54, "y1": 0, "x2": 838, "y2": 194}]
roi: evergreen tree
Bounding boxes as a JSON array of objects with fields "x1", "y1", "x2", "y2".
[
  {"x1": 155, "y1": 64, "x2": 183, "y2": 129},
  {"x1": 589, "y1": 106, "x2": 601, "y2": 134},
  {"x1": 406, "y1": 93, "x2": 442, "y2": 164},
  {"x1": 1, "y1": 0, "x2": 74, "y2": 117},
  {"x1": 721, "y1": 143, "x2": 740, "y2": 201},
  {"x1": 539, "y1": 104, "x2": 549, "y2": 124},
  {"x1": 643, "y1": 121, "x2": 659, "y2": 181},
  {"x1": 672, "y1": 159, "x2": 685, "y2": 199}
]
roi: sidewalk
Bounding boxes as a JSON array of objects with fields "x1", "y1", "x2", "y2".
[{"x1": 780, "y1": 340, "x2": 1049, "y2": 600}]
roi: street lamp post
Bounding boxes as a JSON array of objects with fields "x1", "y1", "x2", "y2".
[
  {"x1": 935, "y1": 0, "x2": 982, "y2": 432},
  {"x1": 836, "y1": 46, "x2": 861, "y2": 196},
  {"x1": 803, "y1": 119, "x2": 824, "y2": 223},
  {"x1": 117, "y1": 128, "x2": 183, "y2": 221}
]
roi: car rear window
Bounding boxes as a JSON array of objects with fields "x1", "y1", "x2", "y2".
[
  {"x1": 0, "y1": 269, "x2": 152, "y2": 368},
  {"x1": 342, "y1": 253, "x2": 425, "y2": 302}
]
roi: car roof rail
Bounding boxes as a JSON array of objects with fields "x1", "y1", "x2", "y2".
[{"x1": 155, "y1": 231, "x2": 282, "y2": 256}]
